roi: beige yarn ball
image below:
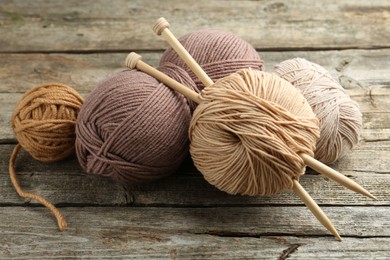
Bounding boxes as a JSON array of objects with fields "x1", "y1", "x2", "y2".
[
  {"x1": 189, "y1": 69, "x2": 320, "y2": 196},
  {"x1": 274, "y1": 58, "x2": 362, "y2": 164}
]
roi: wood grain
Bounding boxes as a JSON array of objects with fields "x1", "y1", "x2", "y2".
[
  {"x1": 1, "y1": 144, "x2": 389, "y2": 207},
  {"x1": 1, "y1": 48, "x2": 390, "y2": 93},
  {"x1": 0, "y1": 207, "x2": 389, "y2": 258},
  {"x1": 0, "y1": 0, "x2": 390, "y2": 52},
  {"x1": 1, "y1": 1, "x2": 389, "y2": 258}
]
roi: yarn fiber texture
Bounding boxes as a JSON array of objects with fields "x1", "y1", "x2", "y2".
[
  {"x1": 159, "y1": 29, "x2": 264, "y2": 91},
  {"x1": 75, "y1": 70, "x2": 193, "y2": 184},
  {"x1": 10, "y1": 82, "x2": 83, "y2": 231},
  {"x1": 274, "y1": 58, "x2": 362, "y2": 164},
  {"x1": 190, "y1": 69, "x2": 320, "y2": 196},
  {"x1": 76, "y1": 29, "x2": 265, "y2": 184},
  {"x1": 12, "y1": 83, "x2": 84, "y2": 162}
]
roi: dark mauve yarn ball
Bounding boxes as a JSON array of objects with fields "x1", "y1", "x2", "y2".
[
  {"x1": 75, "y1": 70, "x2": 195, "y2": 184},
  {"x1": 159, "y1": 29, "x2": 264, "y2": 91}
]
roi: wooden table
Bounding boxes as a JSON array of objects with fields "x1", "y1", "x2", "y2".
[{"x1": 1, "y1": 1, "x2": 389, "y2": 258}]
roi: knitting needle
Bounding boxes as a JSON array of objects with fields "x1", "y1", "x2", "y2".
[
  {"x1": 301, "y1": 154, "x2": 377, "y2": 200},
  {"x1": 152, "y1": 17, "x2": 376, "y2": 201},
  {"x1": 126, "y1": 53, "x2": 202, "y2": 104},
  {"x1": 153, "y1": 17, "x2": 214, "y2": 88},
  {"x1": 293, "y1": 180, "x2": 341, "y2": 240},
  {"x1": 125, "y1": 52, "x2": 341, "y2": 240}
]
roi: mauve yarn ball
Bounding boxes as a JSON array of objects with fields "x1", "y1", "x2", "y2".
[
  {"x1": 75, "y1": 70, "x2": 194, "y2": 184},
  {"x1": 274, "y1": 58, "x2": 363, "y2": 164},
  {"x1": 159, "y1": 29, "x2": 264, "y2": 91}
]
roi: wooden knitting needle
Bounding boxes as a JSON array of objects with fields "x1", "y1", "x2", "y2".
[
  {"x1": 292, "y1": 180, "x2": 341, "y2": 240},
  {"x1": 125, "y1": 52, "x2": 341, "y2": 240},
  {"x1": 301, "y1": 154, "x2": 377, "y2": 200},
  {"x1": 153, "y1": 17, "x2": 214, "y2": 88},
  {"x1": 152, "y1": 17, "x2": 377, "y2": 201},
  {"x1": 126, "y1": 53, "x2": 201, "y2": 104}
]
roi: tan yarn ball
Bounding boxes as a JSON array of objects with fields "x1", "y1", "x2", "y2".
[
  {"x1": 12, "y1": 83, "x2": 83, "y2": 162},
  {"x1": 189, "y1": 69, "x2": 320, "y2": 196},
  {"x1": 274, "y1": 58, "x2": 363, "y2": 164}
]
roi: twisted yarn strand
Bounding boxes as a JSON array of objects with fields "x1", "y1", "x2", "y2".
[{"x1": 9, "y1": 144, "x2": 67, "y2": 231}]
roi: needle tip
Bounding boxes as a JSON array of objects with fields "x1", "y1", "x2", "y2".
[
  {"x1": 334, "y1": 233, "x2": 342, "y2": 241},
  {"x1": 362, "y1": 190, "x2": 378, "y2": 200},
  {"x1": 329, "y1": 225, "x2": 342, "y2": 241},
  {"x1": 369, "y1": 194, "x2": 379, "y2": 201}
]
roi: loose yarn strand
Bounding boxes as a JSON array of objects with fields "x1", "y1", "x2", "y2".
[{"x1": 9, "y1": 144, "x2": 67, "y2": 231}]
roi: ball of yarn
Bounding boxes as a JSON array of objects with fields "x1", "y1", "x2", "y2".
[
  {"x1": 274, "y1": 58, "x2": 362, "y2": 164},
  {"x1": 75, "y1": 70, "x2": 193, "y2": 184},
  {"x1": 159, "y1": 29, "x2": 264, "y2": 91},
  {"x1": 12, "y1": 83, "x2": 83, "y2": 162},
  {"x1": 190, "y1": 69, "x2": 320, "y2": 196}
]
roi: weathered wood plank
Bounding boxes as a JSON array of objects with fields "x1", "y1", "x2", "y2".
[
  {"x1": 0, "y1": 206, "x2": 389, "y2": 258},
  {"x1": 0, "y1": 53, "x2": 158, "y2": 93},
  {"x1": 291, "y1": 238, "x2": 390, "y2": 260},
  {"x1": 1, "y1": 229, "x2": 389, "y2": 260},
  {"x1": 1, "y1": 0, "x2": 390, "y2": 52},
  {"x1": 1, "y1": 206, "x2": 389, "y2": 238},
  {"x1": 1, "y1": 49, "x2": 390, "y2": 93},
  {"x1": 1, "y1": 145, "x2": 389, "y2": 206}
]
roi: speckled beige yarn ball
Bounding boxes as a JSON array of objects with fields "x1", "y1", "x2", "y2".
[
  {"x1": 274, "y1": 58, "x2": 362, "y2": 164},
  {"x1": 189, "y1": 69, "x2": 320, "y2": 196}
]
